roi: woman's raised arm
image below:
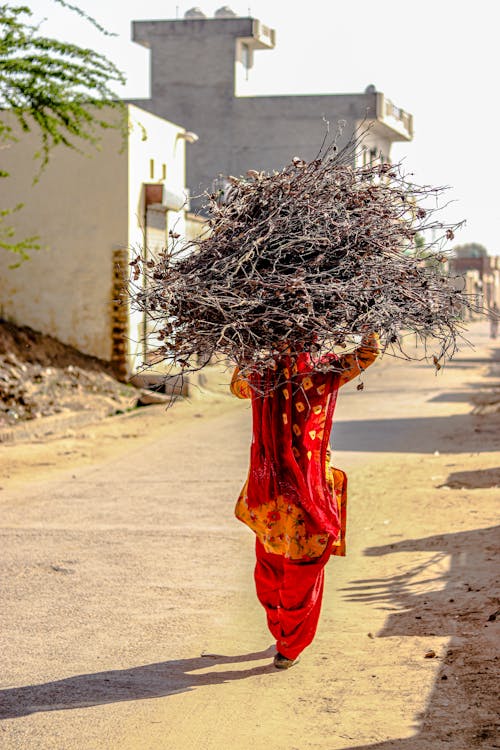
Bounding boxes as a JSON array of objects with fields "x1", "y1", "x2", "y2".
[{"x1": 337, "y1": 332, "x2": 380, "y2": 387}]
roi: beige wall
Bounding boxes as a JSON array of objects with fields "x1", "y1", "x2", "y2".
[
  {"x1": 0, "y1": 105, "x2": 189, "y2": 371},
  {"x1": 355, "y1": 121, "x2": 394, "y2": 167},
  {"x1": 186, "y1": 212, "x2": 210, "y2": 242},
  {"x1": 0, "y1": 112, "x2": 128, "y2": 361}
]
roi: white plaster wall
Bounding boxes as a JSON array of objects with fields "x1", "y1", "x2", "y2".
[
  {"x1": 0, "y1": 105, "x2": 189, "y2": 370},
  {"x1": 127, "y1": 104, "x2": 187, "y2": 250},
  {"x1": 126, "y1": 105, "x2": 187, "y2": 370},
  {"x1": 0, "y1": 112, "x2": 128, "y2": 360},
  {"x1": 355, "y1": 122, "x2": 393, "y2": 167}
]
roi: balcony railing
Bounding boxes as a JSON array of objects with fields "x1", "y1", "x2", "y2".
[{"x1": 377, "y1": 94, "x2": 414, "y2": 141}]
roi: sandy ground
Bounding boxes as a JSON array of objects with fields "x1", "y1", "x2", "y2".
[
  {"x1": 0, "y1": 319, "x2": 136, "y2": 427},
  {"x1": 0, "y1": 321, "x2": 499, "y2": 750}
]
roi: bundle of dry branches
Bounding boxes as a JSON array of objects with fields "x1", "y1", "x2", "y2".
[{"x1": 129, "y1": 135, "x2": 473, "y2": 385}]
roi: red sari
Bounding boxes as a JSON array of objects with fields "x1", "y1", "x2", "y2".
[
  {"x1": 245, "y1": 354, "x2": 341, "y2": 538},
  {"x1": 231, "y1": 336, "x2": 379, "y2": 661}
]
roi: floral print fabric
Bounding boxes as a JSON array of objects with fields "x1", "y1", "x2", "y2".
[{"x1": 235, "y1": 455, "x2": 347, "y2": 560}]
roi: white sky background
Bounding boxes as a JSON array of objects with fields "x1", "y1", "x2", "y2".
[{"x1": 24, "y1": 0, "x2": 499, "y2": 253}]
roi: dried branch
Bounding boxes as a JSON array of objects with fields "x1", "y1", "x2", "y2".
[{"x1": 129, "y1": 132, "x2": 475, "y2": 395}]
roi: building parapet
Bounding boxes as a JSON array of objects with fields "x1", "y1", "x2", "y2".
[{"x1": 376, "y1": 92, "x2": 413, "y2": 141}]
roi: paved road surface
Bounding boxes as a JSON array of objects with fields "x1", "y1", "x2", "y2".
[{"x1": 0, "y1": 322, "x2": 498, "y2": 749}]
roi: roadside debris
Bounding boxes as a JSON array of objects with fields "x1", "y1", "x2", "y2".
[{"x1": 0, "y1": 320, "x2": 137, "y2": 427}]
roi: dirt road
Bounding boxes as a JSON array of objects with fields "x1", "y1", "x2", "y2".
[{"x1": 1, "y1": 322, "x2": 498, "y2": 750}]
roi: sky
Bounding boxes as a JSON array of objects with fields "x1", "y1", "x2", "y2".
[{"x1": 22, "y1": 0, "x2": 499, "y2": 253}]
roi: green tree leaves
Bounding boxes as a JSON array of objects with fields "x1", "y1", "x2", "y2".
[{"x1": 0, "y1": 2, "x2": 126, "y2": 257}]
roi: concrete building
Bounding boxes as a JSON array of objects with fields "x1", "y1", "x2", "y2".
[
  {"x1": 449, "y1": 249, "x2": 500, "y2": 314},
  {"x1": 131, "y1": 8, "x2": 413, "y2": 210},
  {"x1": 0, "y1": 104, "x2": 191, "y2": 378},
  {"x1": 450, "y1": 248, "x2": 492, "y2": 280},
  {"x1": 456, "y1": 267, "x2": 500, "y2": 321}
]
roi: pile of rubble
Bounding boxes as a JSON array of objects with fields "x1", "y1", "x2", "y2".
[{"x1": 0, "y1": 320, "x2": 138, "y2": 427}]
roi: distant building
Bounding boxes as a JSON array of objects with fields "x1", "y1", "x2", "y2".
[
  {"x1": 449, "y1": 245, "x2": 500, "y2": 314},
  {"x1": 130, "y1": 8, "x2": 414, "y2": 211},
  {"x1": 0, "y1": 104, "x2": 191, "y2": 378},
  {"x1": 449, "y1": 246, "x2": 492, "y2": 277}
]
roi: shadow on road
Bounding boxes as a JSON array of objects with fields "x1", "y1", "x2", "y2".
[
  {"x1": 427, "y1": 391, "x2": 481, "y2": 403},
  {"x1": 440, "y1": 467, "x2": 500, "y2": 489},
  {"x1": 332, "y1": 413, "x2": 498, "y2": 454},
  {"x1": 340, "y1": 525, "x2": 499, "y2": 749},
  {"x1": 0, "y1": 647, "x2": 276, "y2": 719}
]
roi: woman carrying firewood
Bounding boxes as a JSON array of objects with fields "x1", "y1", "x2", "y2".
[
  {"x1": 130, "y1": 140, "x2": 471, "y2": 670},
  {"x1": 231, "y1": 331, "x2": 379, "y2": 669}
]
